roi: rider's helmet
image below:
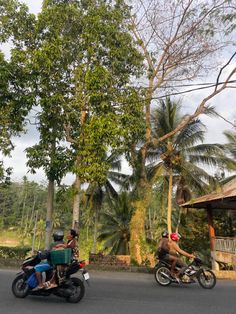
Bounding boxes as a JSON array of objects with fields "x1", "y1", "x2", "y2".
[
  {"x1": 170, "y1": 232, "x2": 180, "y2": 241},
  {"x1": 161, "y1": 230, "x2": 168, "y2": 238},
  {"x1": 53, "y1": 229, "x2": 64, "y2": 242}
]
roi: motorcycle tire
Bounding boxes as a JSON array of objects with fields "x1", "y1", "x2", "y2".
[
  {"x1": 66, "y1": 277, "x2": 85, "y2": 303},
  {"x1": 197, "y1": 269, "x2": 216, "y2": 289},
  {"x1": 154, "y1": 265, "x2": 172, "y2": 286},
  {"x1": 12, "y1": 274, "x2": 29, "y2": 298}
]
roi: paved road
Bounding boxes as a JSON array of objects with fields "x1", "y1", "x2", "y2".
[{"x1": 1, "y1": 269, "x2": 235, "y2": 314}]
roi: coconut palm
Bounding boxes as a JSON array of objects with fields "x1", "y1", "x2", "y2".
[
  {"x1": 98, "y1": 192, "x2": 133, "y2": 255},
  {"x1": 223, "y1": 130, "x2": 236, "y2": 179},
  {"x1": 148, "y1": 97, "x2": 227, "y2": 234},
  {"x1": 85, "y1": 151, "x2": 128, "y2": 253}
]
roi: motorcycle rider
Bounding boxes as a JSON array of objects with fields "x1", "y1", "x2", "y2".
[
  {"x1": 156, "y1": 230, "x2": 169, "y2": 259},
  {"x1": 32, "y1": 229, "x2": 64, "y2": 291},
  {"x1": 168, "y1": 232, "x2": 195, "y2": 280},
  {"x1": 156, "y1": 231, "x2": 180, "y2": 280},
  {"x1": 44, "y1": 229, "x2": 79, "y2": 288}
]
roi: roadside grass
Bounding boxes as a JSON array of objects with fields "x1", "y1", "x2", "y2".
[{"x1": 0, "y1": 228, "x2": 102, "y2": 262}]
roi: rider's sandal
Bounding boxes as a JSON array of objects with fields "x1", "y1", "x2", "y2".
[
  {"x1": 45, "y1": 282, "x2": 58, "y2": 290},
  {"x1": 32, "y1": 285, "x2": 44, "y2": 291},
  {"x1": 43, "y1": 281, "x2": 51, "y2": 289}
]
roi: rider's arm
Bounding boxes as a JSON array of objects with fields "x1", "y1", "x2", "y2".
[
  {"x1": 54, "y1": 243, "x2": 67, "y2": 249},
  {"x1": 173, "y1": 242, "x2": 194, "y2": 258}
]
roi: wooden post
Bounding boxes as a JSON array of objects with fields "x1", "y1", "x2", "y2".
[{"x1": 207, "y1": 206, "x2": 219, "y2": 270}]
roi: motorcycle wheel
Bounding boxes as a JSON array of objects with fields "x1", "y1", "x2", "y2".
[
  {"x1": 66, "y1": 277, "x2": 85, "y2": 303},
  {"x1": 197, "y1": 269, "x2": 216, "y2": 289},
  {"x1": 154, "y1": 265, "x2": 172, "y2": 286},
  {"x1": 12, "y1": 274, "x2": 29, "y2": 298}
]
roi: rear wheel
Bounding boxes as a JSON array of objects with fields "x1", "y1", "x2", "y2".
[
  {"x1": 12, "y1": 274, "x2": 29, "y2": 298},
  {"x1": 154, "y1": 265, "x2": 172, "y2": 286},
  {"x1": 66, "y1": 277, "x2": 85, "y2": 303},
  {"x1": 197, "y1": 269, "x2": 216, "y2": 289}
]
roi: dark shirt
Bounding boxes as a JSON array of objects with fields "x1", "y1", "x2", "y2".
[{"x1": 49, "y1": 240, "x2": 64, "y2": 251}]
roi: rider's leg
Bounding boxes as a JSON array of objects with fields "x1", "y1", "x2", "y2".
[
  {"x1": 169, "y1": 256, "x2": 178, "y2": 277},
  {"x1": 34, "y1": 272, "x2": 44, "y2": 289},
  {"x1": 175, "y1": 259, "x2": 187, "y2": 277},
  {"x1": 34, "y1": 262, "x2": 53, "y2": 289}
]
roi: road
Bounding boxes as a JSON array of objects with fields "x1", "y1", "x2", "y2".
[{"x1": 0, "y1": 269, "x2": 235, "y2": 314}]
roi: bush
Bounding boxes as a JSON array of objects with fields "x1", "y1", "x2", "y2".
[{"x1": 0, "y1": 246, "x2": 31, "y2": 259}]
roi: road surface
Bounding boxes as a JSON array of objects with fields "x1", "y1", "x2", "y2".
[{"x1": 0, "y1": 269, "x2": 235, "y2": 314}]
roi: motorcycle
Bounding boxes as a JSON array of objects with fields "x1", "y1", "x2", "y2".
[
  {"x1": 11, "y1": 252, "x2": 90, "y2": 303},
  {"x1": 154, "y1": 256, "x2": 216, "y2": 289}
]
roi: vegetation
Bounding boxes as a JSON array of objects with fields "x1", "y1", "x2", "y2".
[{"x1": 0, "y1": 0, "x2": 235, "y2": 265}]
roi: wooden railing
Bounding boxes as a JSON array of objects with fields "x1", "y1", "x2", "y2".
[{"x1": 214, "y1": 237, "x2": 236, "y2": 254}]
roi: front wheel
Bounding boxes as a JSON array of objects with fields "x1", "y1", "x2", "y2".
[
  {"x1": 66, "y1": 277, "x2": 85, "y2": 303},
  {"x1": 154, "y1": 265, "x2": 172, "y2": 286},
  {"x1": 12, "y1": 274, "x2": 29, "y2": 298},
  {"x1": 197, "y1": 269, "x2": 216, "y2": 289}
]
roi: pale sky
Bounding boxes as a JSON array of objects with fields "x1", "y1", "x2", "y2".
[{"x1": 1, "y1": 0, "x2": 236, "y2": 185}]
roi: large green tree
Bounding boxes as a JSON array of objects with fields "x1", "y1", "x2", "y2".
[
  {"x1": 7, "y1": 0, "x2": 144, "y2": 246},
  {"x1": 55, "y1": 0, "x2": 144, "y2": 231}
]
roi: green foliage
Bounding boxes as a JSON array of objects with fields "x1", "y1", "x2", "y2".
[
  {"x1": 0, "y1": 179, "x2": 47, "y2": 232},
  {"x1": 213, "y1": 209, "x2": 236, "y2": 237},
  {"x1": 179, "y1": 209, "x2": 211, "y2": 262},
  {"x1": 0, "y1": 246, "x2": 31, "y2": 259},
  {"x1": 98, "y1": 192, "x2": 133, "y2": 255}
]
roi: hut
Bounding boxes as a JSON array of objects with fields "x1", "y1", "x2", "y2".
[{"x1": 181, "y1": 179, "x2": 236, "y2": 270}]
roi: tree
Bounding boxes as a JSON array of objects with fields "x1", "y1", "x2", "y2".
[
  {"x1": 1, "y1": 0, "x2": 78, "y2": 248},
  {"x1": 148, "y1": 98, "x2": 229, "y2": 234},
  {"x1": 127, "y1": 0, "x2": 236, "y2": 263},
  {"x1": 85, "y1": 151, "x2": 127, "y2": 253},
  {"x1": 0, "y1": 48, "x2": 33, "y2": 182},
  {"x1": 59, "y1": 0, "x2": 144, "y2": 232},
  {"x1": 98, "y1": 192, "x2": 133, "y2": 255}
]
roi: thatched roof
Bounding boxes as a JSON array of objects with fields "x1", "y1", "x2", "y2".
[{"x1": 181, "y1": 178, "x2": 236, "y2": 210}]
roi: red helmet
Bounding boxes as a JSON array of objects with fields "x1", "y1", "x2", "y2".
[{"x1": 170, "y1": 232, "x2": 180, "y2": 241}]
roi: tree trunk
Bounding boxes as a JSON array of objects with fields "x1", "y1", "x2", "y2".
[
  {"x1": 45, "y1": 179, "x2": 54, "y2": 250},
  {"x1": 130, "y1": 200, "x2": 145, "y2": 264},
  {"x1": 31, "y1": 210, "x2": 38, "y2": 254},
  {"x1": 72, "y1": 174, "x2": 81, "y2": 233},
  {"x1": 92, "y1": 206, "x2": 99, "y2": 254},
  {"x1": 20, "y1": 192, "x2": 27, "y2": 228},
  {"x1": 167, "y1": 171, "x2": 173, "y2": 236},
  {"x1": 130, "y1": 182, "x2": 151, "y2": 264}
]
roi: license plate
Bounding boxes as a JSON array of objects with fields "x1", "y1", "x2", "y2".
[{"x1": 83, "y1": 272, "x2": 90, "y2": 281}]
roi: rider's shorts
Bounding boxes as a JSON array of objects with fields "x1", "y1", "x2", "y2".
[{"x1": 35, "y1": 262, "x2": 52, "y2": 273}]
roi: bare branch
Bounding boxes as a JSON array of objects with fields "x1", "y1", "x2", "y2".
[
  {"x1": 215, "y1": 51, "x2": 236, "y2": 91},
  {"x1": 153, "y1": 63, "x2": 236, "y2": 145}
]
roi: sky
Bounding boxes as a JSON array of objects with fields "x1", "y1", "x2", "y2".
[{"x1": 1, "y1": 0, "x2": 236, "y2": 185}]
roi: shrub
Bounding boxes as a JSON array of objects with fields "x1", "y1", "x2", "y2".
[{"x1": 0, "y1": 246, "x2": 31, "y2": 259}]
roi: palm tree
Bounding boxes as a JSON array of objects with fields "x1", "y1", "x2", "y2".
[
  {"x1": 85, "y1": 151, "x2": 128, "y2": 253},
  {"x1": 223, "y1": 130, "x2": 236, "y2": 178},
  {"x1": 221, "y1": 130, "x2": 236, "y2": 236},
  {"x1": 148, "y1": 98, "x2": 227, "y2": 234},
  {"x1": 98, "y1": 192, "x2": 133, "y2": 255}
]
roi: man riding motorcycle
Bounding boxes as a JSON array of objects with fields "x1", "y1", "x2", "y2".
[
  {"x1": 157, "y1": 232, "x2": 195, "y2": 280},
  {"x1": 33, "y1": 229, "x2": 64, "y2": 291}
]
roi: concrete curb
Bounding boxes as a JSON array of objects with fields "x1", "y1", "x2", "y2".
[
  {"x1": 213, "y1": 270, "x2": 236, "y2": 280},
  {"x1": 1, "y1": 258, "x2": 236, "y2": 280}
]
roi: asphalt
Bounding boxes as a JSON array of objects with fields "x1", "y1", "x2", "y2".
[{"x1": 1, "y1": 269, "x2": 236, "y2": 314}]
